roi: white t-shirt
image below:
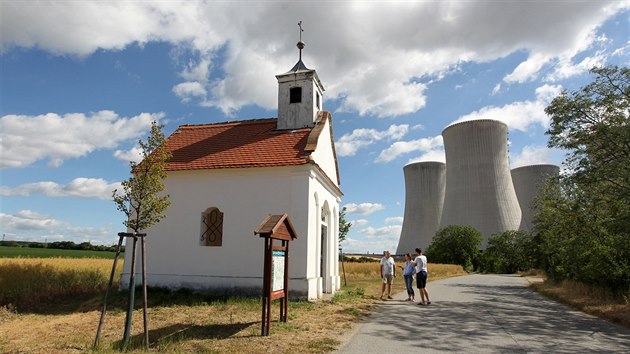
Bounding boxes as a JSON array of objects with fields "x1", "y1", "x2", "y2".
[
  {"x1": 380, "y1": 256, "x2": 395, "y2": 275},
  {"x1": 414, "y1": 254, "x2": 427, "y2": 273}
]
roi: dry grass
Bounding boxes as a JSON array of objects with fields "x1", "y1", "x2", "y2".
[
  {"x1": 530, "y1": 277, "x2": 630, "y2": 328},
  {"x1": 0, "y1": 260, "x2": 464, "y2": 353},
  {"x1": 0, "y1": 258, "x2": 119, "y2": 310},
  {"x1": 342, "y1": 261, "x2": 467, "y2": 298}
]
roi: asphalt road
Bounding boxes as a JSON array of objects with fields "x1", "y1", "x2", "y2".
[{"x1": 335, "y1": 274, "x2": 630, "y2": 353}]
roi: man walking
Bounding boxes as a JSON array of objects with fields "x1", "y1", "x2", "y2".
[
  {"x1": 413, "y1": 248, "x2": 431, "y2": 305},
  {"x1": 380, "y1": 250, "x2": 396, "y2": 300}
]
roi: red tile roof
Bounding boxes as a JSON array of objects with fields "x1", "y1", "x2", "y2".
[{"x1": 165, "y1": 118, "x2": 313, "y2": 171}]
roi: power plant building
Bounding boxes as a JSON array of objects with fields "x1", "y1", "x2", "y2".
[
  {"x1": 396, "y1": 162, "x2": 445, "y2": 255},
  {"x1": 511, "y1": 164, "x2": 560, "y2": 231},
  {"x1": 397, "y1": 119, "x2": 558, "y2": 253}
]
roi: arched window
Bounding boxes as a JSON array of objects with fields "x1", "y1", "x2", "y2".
[{"x1": 201, "y1": 207, "x2": 223, "y2": 246}]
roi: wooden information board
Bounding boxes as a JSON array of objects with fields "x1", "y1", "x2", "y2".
[{"x1": 254, "y1": 214, "x2": 298, "y2": 336}]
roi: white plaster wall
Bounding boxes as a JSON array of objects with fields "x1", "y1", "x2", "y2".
[
  {"x1": 120, "y1": 164, "x2": 340, "y2": 300},
  {"x1": 306, "y1": 170, "x2": 341, "y2": 298},
  {"x1": 121, "y1": 166, "x2": 310, "y2": 296},
  {"x1": 310, "y1": 117, "x2": 339, "y2": 187},
  {"x1": 277, "y1": 71, "x2": 321, "y2": 130}
]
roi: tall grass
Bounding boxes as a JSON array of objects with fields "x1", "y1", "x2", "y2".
[
  {"x1": 531, "y1": 277, "x2": 630, "y2": 327},
  {"x1": 0, "y1": 258, "x2": 121, "y2": 309},
  {"x1": 342, "y1": 261, "x2": 467, "y2": 298},
  {"x1": 343, "y1": 261, "x2": 466, "y2": 280}
]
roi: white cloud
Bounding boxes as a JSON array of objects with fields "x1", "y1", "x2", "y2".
[
  {"x1": 335, "y1": 124, "x2": 409, "y2": 157},
  {"x1": 114, "y1": 146, "x2": 143, "y2": 163},
  {"x1": 173, "y1": 82, "x2": 208, "y2": 103},
  {"x1": 452, "y1": 84, "x2": 563, "y2": 132},
  {"x1": 342, "y1": 224, "x2": 403, "y2": 253},
  {"x1": 407, "y1": 149, "x2": 447, "y2": 164},
  {"x1": 0, "y1": 111, "x2": 161, "y2": 168},
  {"x1": 385, "y1": 216, "x2": 404, "y2": 224},
  {"x1": 0, "y1": 210, "x2": 61, "y2": 230},
  {"x1": 341, "y1": 237, "x2": 397, "y2": 255},
  {"x1": 180, "y1": 58, "x2": 212, "y2": 83},
  {"x1": 411, "y1": 124, "x2": 425, "y2": 130},
  {"x1": 349, "y1": 219, "x2": 369, "y2": 227},
  {"x1": 510, "y1": 145, "x2": 560, "y2": 168},
  {"x1": 0, "y1": 210, "x2": 113, "y2": 244},
  {"x1": 343, "y1": 203, "x2": 384, "y2": 216},
  {"x1": 376, "y1": 135, "x2": 443, "y2": 163},
  {"x1": 491, "y1": 83, "x2": 502, "y2": 95},
  {"x1": 545, "y1": 52, "x2": 607, "y2": 82},
  {"x1": 361, "y1": 225, "x2": 402, "y2": 240},
  {"x1": 0, "y1": 178, "x2": 122, "y2": 200},
  {"x1": 2, "y1": 1, "x2": 626, "y2": 117},
  {"x1": 504, "y1": 52, "x2": 551, "y2": 83}
]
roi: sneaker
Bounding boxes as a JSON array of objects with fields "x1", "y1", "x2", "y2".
[
  {"x1": 427, "y1": 301, "x2": 431, "y2": 305},
  {"x1": 417, "y1": 302, "x2": 426, "y2": 306},
  {"x1": 387, "y1": 296, "x2": 393, "y2": 299}
]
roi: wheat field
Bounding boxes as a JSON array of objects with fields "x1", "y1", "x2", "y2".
[{"x1": 0, "y1": 258, "x2": 120, "y2": 309}]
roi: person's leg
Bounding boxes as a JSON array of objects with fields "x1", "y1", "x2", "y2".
[
  {"x1": 409, "y1": 276, "x2": 415, "y2": 300},
  {"x1": 418, "y1": 271, "x2": 427, "y2": 304},
  {"x1": 380, "y1": 281, "x2": 386, "y2": 299},
  {"x1": 386, "y1": 278, "x2": 392, "y2": 298},
  {"x1": 423, "y1": 286, "x2": 430, "y2": 304},
  {"x1": 418, "y1": 288, "x2": 425, "y2": 304}
]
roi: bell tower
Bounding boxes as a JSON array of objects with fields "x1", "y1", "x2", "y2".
[{"x1": 276, "y1": 21, "x2": 325, "y2": 130}]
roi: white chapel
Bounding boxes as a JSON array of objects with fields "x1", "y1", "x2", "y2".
[{"x1": 120, "y1": 36, "x2": 342, "y2": 300}]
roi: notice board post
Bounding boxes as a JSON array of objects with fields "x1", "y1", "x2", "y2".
[{"x1": 255, "y1": 213, "x2": 298, "y2": 336}]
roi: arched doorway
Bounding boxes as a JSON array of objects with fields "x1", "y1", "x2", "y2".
[{"x1": 320, "y1": 202, "x2": 330, "y2": 293}]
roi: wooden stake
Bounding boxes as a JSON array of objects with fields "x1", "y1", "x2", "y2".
[
  {"x1": 122, "y1": 236, "x2": 138, "y2": 349},
  {"x1": 93, "y1": 235, "x2": 124, "y2": 348},
  {"x1": 141, "y1": 235, "x2": 149, "y2": 348}
]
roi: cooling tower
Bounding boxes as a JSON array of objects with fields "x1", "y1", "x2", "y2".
[
  {"x1": 439, "y1": 119, "x2": 521, "y2": 248},
  {"x1": 511, "y1": 164, "x2": 560, "y2": 231},
  {"x1": 396, "y1": 162, "x2": 446, "y2": 255}
]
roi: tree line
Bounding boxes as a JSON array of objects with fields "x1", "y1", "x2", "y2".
[
  {"x1": 0, "y1": 240, "x2": 124, "y2": 253},
  {"x1": 425, "y1": 66, "x2": 629, "y2": 295}
]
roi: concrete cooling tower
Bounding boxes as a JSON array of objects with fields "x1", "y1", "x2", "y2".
[
  {"x1": 439, "y1": 119, "x2": 521, "y2": 248},
  {"x1": 511, "y1": 164, "x2": 560, "y2": 231},
  {"x1": 396, "y1": 162, "x2": 446, "y2": 255}
]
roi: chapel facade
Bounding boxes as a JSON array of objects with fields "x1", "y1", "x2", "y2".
[{"x1": 120, "y1": 40, "x2": 342, "y2": 300}]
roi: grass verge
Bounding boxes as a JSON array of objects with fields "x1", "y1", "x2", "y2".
[
  {"x1": 529, "y1": 277, "x2": 630, "y2": 328},
  {"x1": 0, "y1": 261, "x2": 464, "y2": 353}
]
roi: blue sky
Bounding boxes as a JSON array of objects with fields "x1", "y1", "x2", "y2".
[{"x1": 1, "y1": 1, "x2": 628, "y2": 252}]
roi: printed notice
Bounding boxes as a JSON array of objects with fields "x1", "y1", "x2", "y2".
[{"x1": 272, "y1": 250, "x2": 285, "y2": 292}]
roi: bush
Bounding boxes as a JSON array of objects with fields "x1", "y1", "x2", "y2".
[
  {"x1": 426, "y1": 225, "x2": 482, "y2": 271},
  {"x1": 482, "y1": 230, "x2": 535, "y2": 273}
]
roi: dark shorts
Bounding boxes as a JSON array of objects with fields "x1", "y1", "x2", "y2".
[{"x1": 417, "y1": 270, "x2": 427, "y2": 289}]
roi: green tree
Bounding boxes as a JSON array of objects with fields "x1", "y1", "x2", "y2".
[
  {"x1": 482, "y1": 230, "x2": 535, "y2": 274},
  {"x1": 339, "y1": 206, "x2": 352, "y2": 243},
  {"x1": 113, "y1": 121, "x2": 172, "y2": 233},
  {"x1": 545, "y1": 66, "x2": 630, "y2": 215},
  {"x1": 534, "y1": 66, "x2": 630, "y2": 294},
  {"x1": 426, "y1": 225, "x2": 482, "y2": 271}
]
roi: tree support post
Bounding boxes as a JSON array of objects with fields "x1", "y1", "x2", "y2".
[
  {"x1": 94, "y1": 234, "x2": 125, "y2": 348},
  {"x1": 93, "y1": 232, "x2": 148, "y2": 350}
]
